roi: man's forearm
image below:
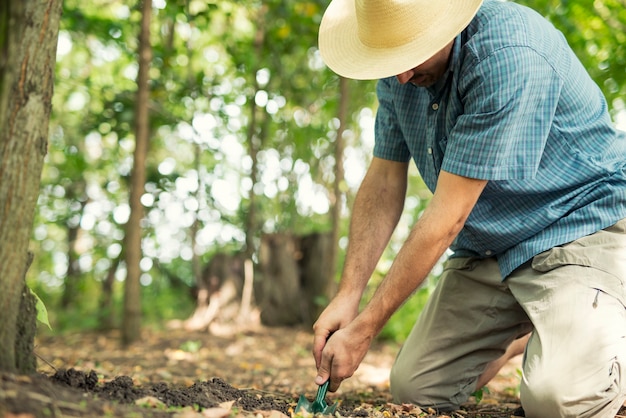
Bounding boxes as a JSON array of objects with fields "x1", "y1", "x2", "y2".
[
  {"x1": 354, "y1": 211, "x2": 460, "y2": 336},
  {"x1": 337, "y1": 159, "x2": 408, "y2": 300},
  {"x1": 352, "y1": 170, "x2": 488, "y2": 337}
]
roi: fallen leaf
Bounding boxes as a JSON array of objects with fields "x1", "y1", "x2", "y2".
[
  {"x1": 253, "y1": 410, "x2": 289, "y2": 418},
  {"x1": 218, "y1": 400, "x2": 235, "y2": 410},
  {"x1": 201, "y1": 407, "x2": 232, "y2": 418},
  {"x1": 173, "y1": 408, "x2": 204, "y2": 418},
  {"x1": 135, "y1": 396, "x2": 165, "y2": 408}
]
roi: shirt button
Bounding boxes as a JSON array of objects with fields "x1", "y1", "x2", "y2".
[
  {"x1": 427, "y1": 147, "x2": 433, "y2": 154},
  {"x1": 485, "y1": 250, "x2": 493, "y2": 256},
  {"x1": 432, "y1": 103, "x2": 439, "y2": 110}
]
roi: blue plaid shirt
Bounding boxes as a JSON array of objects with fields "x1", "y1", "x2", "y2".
[{"x1": 374, "y1": 0, "x2": 626, "y2": 278}]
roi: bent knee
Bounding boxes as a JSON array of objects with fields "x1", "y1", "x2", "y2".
[
  {"x1": 521, "y1": 377, "x2": 570, "y2": 417},
  {"x1": 389, "y1": 364, "x2": 469, "y2": 411},
  {"x1": 521, "y1": 370, "x2": 625, "y2": 418}
]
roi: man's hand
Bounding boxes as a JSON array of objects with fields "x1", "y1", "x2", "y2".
[
  {"x1": 314, "y1": 319, "x2": 374, "y2": 392},
  {"x1": 312, "y1": 294, "x2": 359, "y2": 366}
]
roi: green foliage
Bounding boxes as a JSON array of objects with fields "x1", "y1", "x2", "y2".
[
  {"x1": 32, "y1": 0, "x2": 378, "y2": 332},
  {"x1": 179, "y1": 340, "x2": 202, "y2": 353},
  {"x1": 27, "y1": 0, "x2": 626, "y2": 341},
  {"x1": 378, "y1": 281, "x2": 435, "y2": 343},
  {"x1": 471, "y1": 386, "x2": 490, "y2": 404},
  {"x1": 30, "y1": 268, "x2": 195, "y2": 333},
  {"x1": 515, "y1": 0, "x2": 626, "y2": 120},
  {"x1": 30, "y1": 289, "x2": 52, "y2": 330}
]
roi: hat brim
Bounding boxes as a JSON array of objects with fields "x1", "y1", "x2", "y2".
[{"x1": 318, "y1": 0, "x2": 483, "y2": 80}]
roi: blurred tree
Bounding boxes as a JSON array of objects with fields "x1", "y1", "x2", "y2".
[
  {"x1": 34, "y1": 0, "x2": 626, "y2": 338},
  {"x1": 122, "y1": 0, "x2": 153, "y2": 345},
  {"x1": 0, "y1": 0, "x2": 62, "y2": 371}
]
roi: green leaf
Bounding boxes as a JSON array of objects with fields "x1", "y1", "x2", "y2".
[
  {"x1": 30, "y1": 289, "x2": 52, "y2": 330},
  {"x1": 471, "y1": 386, "x2": 490, "y2": 404}
]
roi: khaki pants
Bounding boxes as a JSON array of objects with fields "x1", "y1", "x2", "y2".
[{"x1": 390, "y1": 219, "x2": 626, "y2": 418}]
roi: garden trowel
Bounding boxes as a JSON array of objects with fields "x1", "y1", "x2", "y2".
[{"x1": 296, "y1": 380, "x2": 338, "y2": 415}]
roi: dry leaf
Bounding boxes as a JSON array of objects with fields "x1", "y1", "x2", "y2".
[
  {"x1": 135, "y1": 396, "x2": 165, "y2": 408},
  {"x1": 218, "y1": 400, "x2": 235, "y2": 410},
  {"x1": 201, "y1": 407, "x2": 232, "y2": 418},
  {"x1": 173, "y1": 408, "x2": 204, "y2": 418},
  {"x1": 252, "y1": 410, "x2": 289, "y2": 418}
]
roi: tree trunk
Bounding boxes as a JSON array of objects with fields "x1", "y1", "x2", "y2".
[
  {"x1": 0, "y1": 0, "x2": 62, "y2": 373},
  {"x1": 122, "y1": 0, "x2": 152, "y2": 345},
  {"x1": 243, "y1": 5, "x2": 267, "y2": 260},
  {"x1": 299, "y1": 232, "x2": 334, "y2": 325},
  {"x1": 98, "y1": 256, "x2": 120, "y2": 331},
  {"x1": 183, "y1": 253, "x2": 245, "y2": 331},
  {"x1": 256, "y1": 233, "x2": 335, "y2": 326},
  {"x1": 61, "y1": 197, "x2": 87, "y2": 308},
  {"x1": 326, "y1": 76, "x2": 350, "y2": 308},
  {"x1": 257, "y1": 234, "x2": 303, "y2": 326},
  {"x1": 15, "y1": 253, "x2": 37, "y2": 372},
  {"x1": 61, "y1": 224, "x2": 81, "y2": 308}
]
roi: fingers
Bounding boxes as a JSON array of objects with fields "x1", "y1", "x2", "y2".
[
  {"x1": 315, "y1": 333, "x2": 355, "y2": 393},
  {"x1": 312, "y1": 328, "x2": 330, "y2": 369},
  {"x1": 311, "y1": 301, "x2": 362, "y2": 393},
  {"x1": 315, "y1": 343, "x2": 340, "y2": 391}
]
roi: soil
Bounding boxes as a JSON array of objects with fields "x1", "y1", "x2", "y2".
[{"x1": 1, "y1": 325, "x2": 625, "y2": 418}]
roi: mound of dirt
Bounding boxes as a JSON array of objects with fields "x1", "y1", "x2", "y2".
[{"x1": 53, "y1": 368, "x2": 292, "y2": 412}]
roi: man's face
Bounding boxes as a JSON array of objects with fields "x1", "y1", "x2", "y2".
[{"x1": 396, "y1": 41, "x2": 454, "y2": 87}]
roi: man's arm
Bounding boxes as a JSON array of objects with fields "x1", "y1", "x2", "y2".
[
  {"x1": 316, "y1": 170, "x2": 488, "y2": 391},
  {"x1": 337, "y1": 157, "x2": 409, "y2": 301},
  {"x1": 312, "y1": 157, "x2": 409, "y2": 370}
]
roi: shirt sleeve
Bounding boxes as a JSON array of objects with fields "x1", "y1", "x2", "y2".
[
  {"x1": 442, "y1": 46, "x2": 564, "y2": 180},
  {"x1": 373, "y1": 78, "x2": 412, "y2": 163}
]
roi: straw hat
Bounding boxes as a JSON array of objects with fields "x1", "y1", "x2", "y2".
[{"x1": 318, "y1": 0, "x2": 483, "y2": 80}]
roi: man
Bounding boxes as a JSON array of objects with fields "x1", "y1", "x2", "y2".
[{"x1": 312, "y1": 0, "x2": 626, "y2": 416}]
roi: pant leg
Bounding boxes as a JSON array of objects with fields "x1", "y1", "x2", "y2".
[
  {"x1": 507, "y1": 219, "x2": 626, "y2": 418},
  {"x1": 390, "y1": 257, "x2": 531, "y2": 410}
]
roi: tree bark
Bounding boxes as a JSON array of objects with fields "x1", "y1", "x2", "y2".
[
  {"x1": 257, "y1": 234, "x2": 303, "y2": 326},
  {"x1": 98, "y1": 256, "x2": 120, "y2": 331},
  {"x1": 243, "y1": 5, "x2": 267, "y2": 260},
  {"x1": 61, "y1": 196, "x2": 87, "y2": 308},
  {"x1": 256, "y1": 233, "x2": 334, "y2": 326},
  {"x1": 122, "y1": 0, "x2": 152, "y2": 345},
  {"x1": 15, "y1": 253, "x2": 37, "y2": 372},
  {"x1": 184, "y1": 253, "x2": 245, "y2": 331},
  {"x1": 0, "y1": 0, "x2": 62, "y2": 372},
  {"x1": 327, "y1": 76, "x2": 349, "y2": 305},
  {"x1": 299, "y1": 232, "x2": 334, "y2": 325}
]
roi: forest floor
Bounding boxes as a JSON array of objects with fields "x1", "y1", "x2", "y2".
[{"x1": 1, "y1": 324, "x2": 625, "y2": 418}]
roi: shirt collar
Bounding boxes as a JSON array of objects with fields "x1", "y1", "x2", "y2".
[{"x1": 426, "y1": 34, "x2": 461, "y2": 96}]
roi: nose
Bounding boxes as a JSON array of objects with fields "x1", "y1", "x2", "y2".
[{"x1": 396, "y1": 69, "x2": 414, "y2": 84}]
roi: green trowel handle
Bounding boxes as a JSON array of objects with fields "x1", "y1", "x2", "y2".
[
  {"x1": 314, "y1": 380, "x2": 330, "y2": 404},
  {"x1": 311, "y1": 380, "x2": 330, "y2": 413}
]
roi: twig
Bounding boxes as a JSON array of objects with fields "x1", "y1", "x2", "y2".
[{"x1": 34, "y1": 349, "x2": 58, "y2": 372}]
